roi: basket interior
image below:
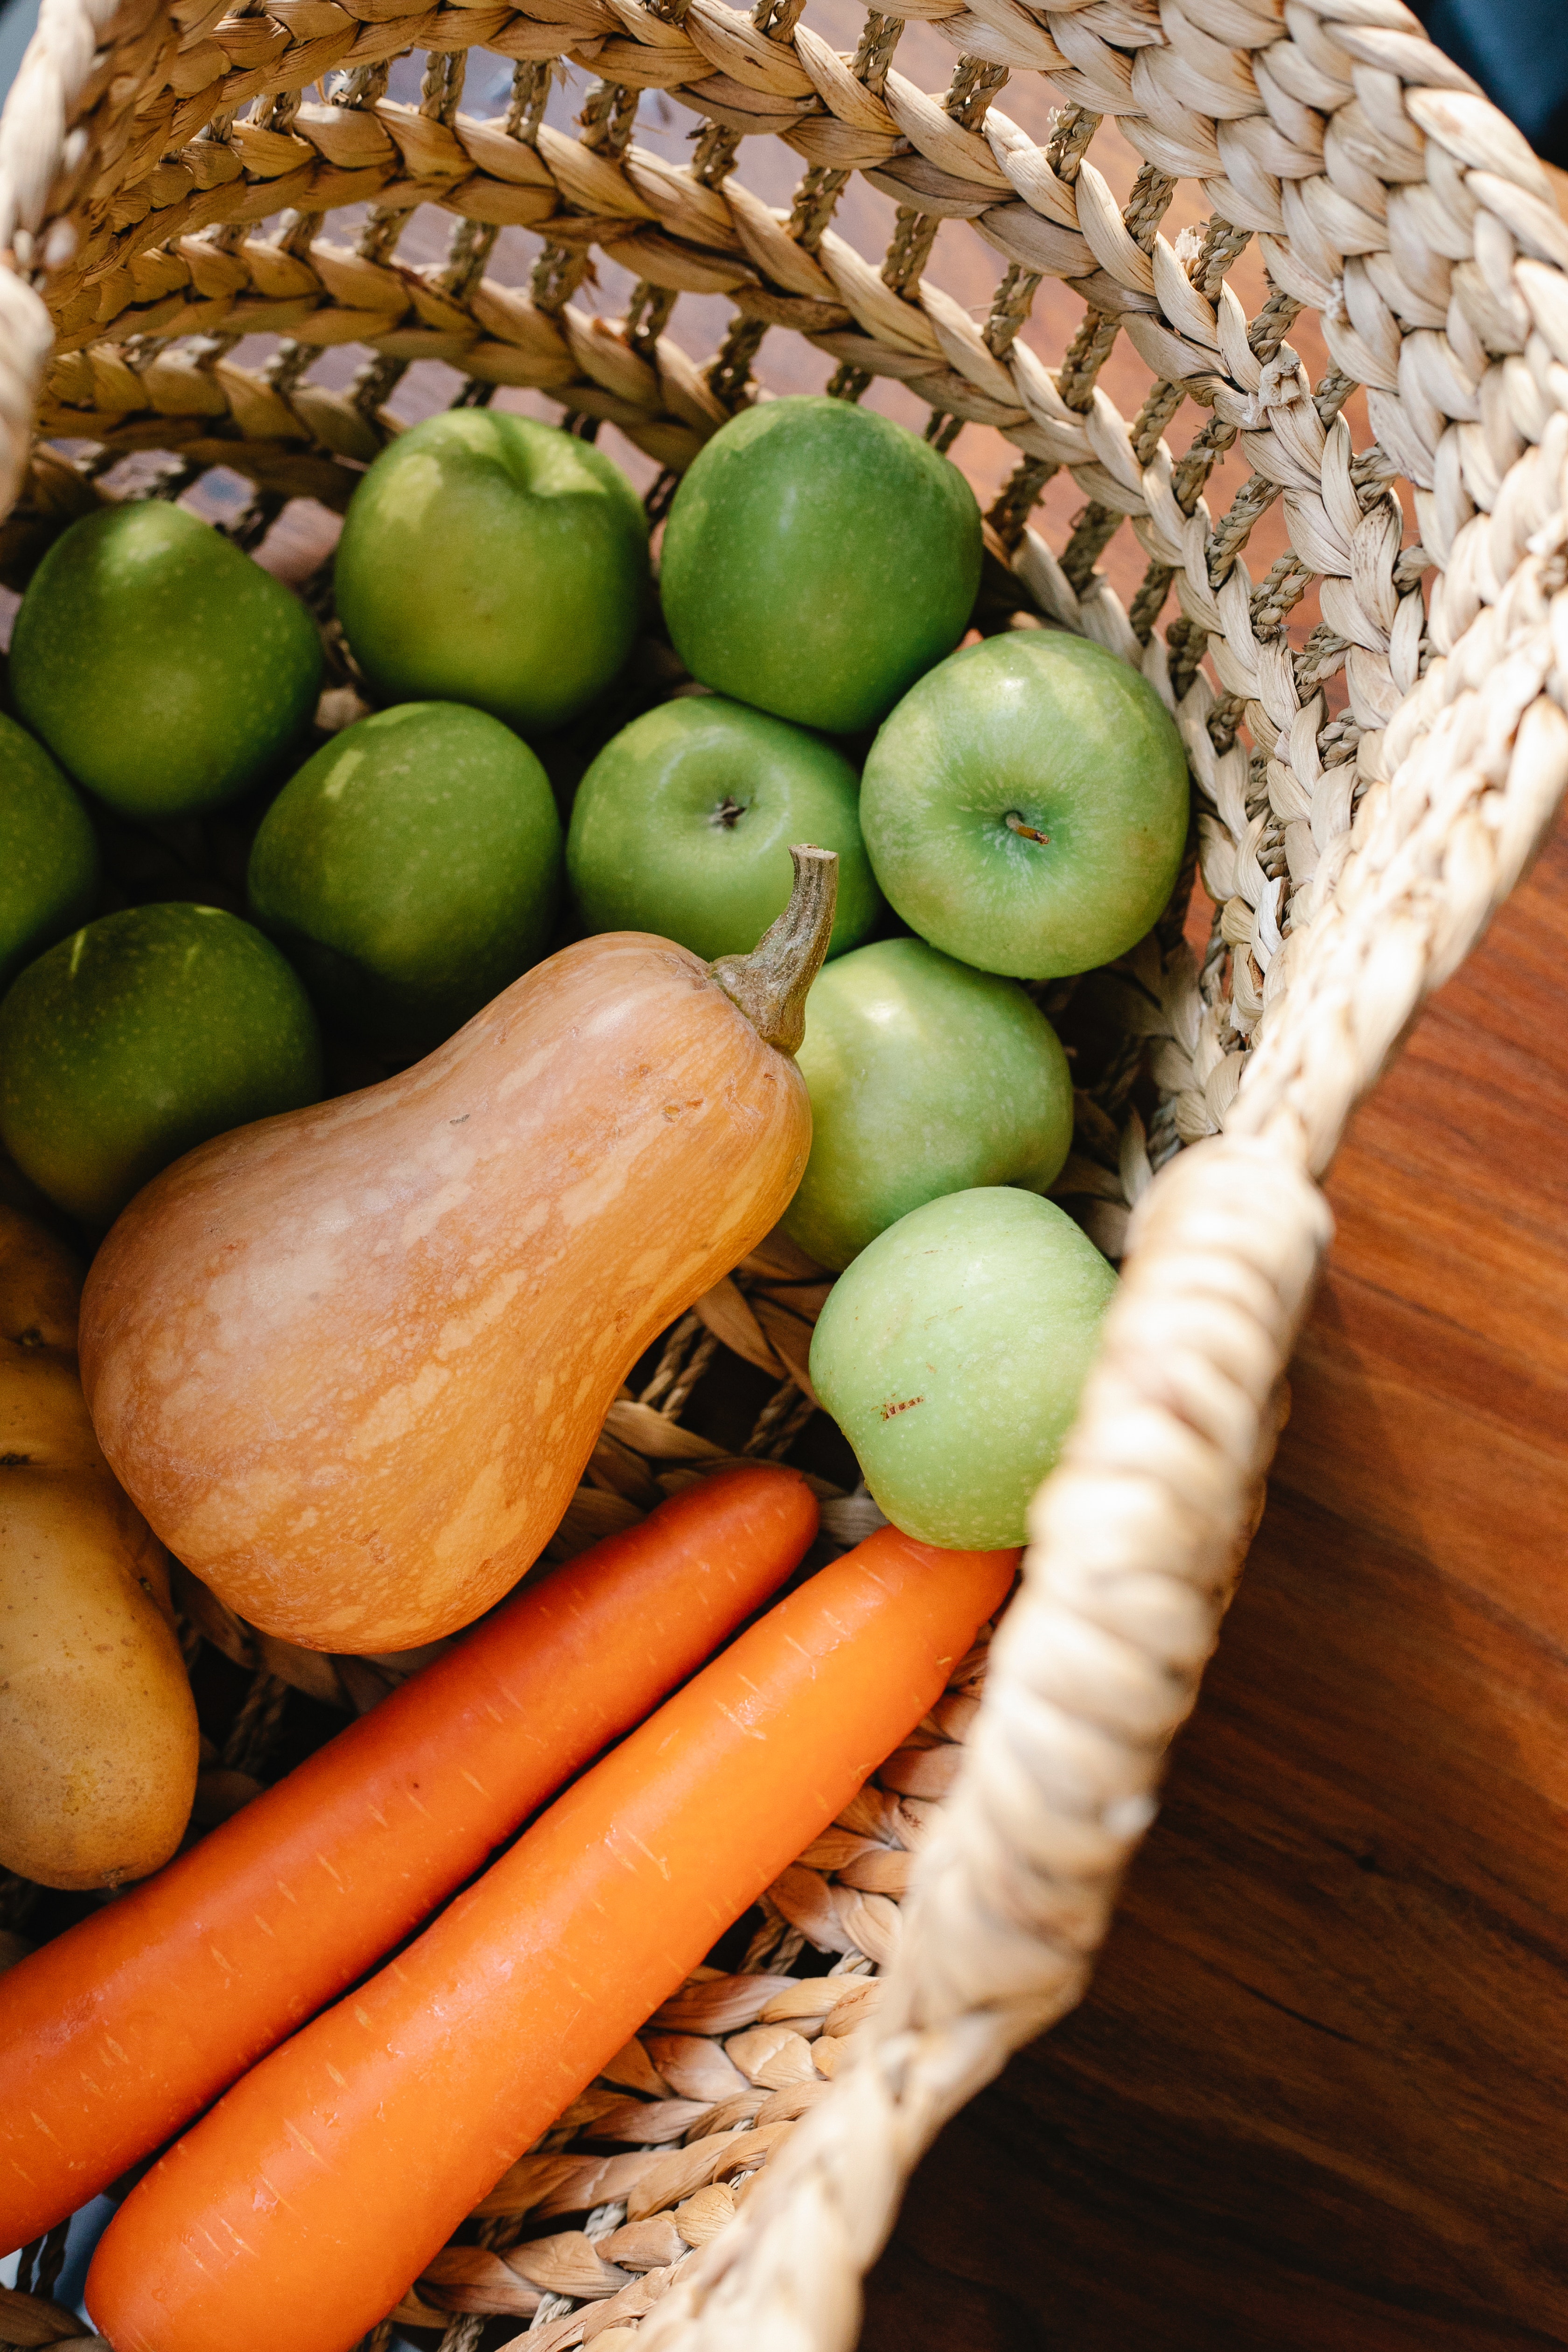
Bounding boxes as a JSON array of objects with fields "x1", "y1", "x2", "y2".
[{"x1": 0, "y1": 0, "x2": 1456, "y2": 2338}]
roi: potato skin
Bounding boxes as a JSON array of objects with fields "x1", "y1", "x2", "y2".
[{"x1": 0, "y1": 1206, "x2": 197, "y2": 1890}]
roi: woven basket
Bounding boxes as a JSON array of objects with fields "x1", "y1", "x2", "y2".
[{"x1": 3, "y1": 0, "x2": 1568, "y2": 2344}]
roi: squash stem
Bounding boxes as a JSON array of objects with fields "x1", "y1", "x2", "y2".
[{"x1": 708, "y1": 843, "x2": 838, "y2": 1058}]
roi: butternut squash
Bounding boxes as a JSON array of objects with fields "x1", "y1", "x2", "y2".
[
  {"x1": 0, "y1": 1206, "x2": 198, "y2": 1889},
  {"x1": 80, "y1": 850, "x2": 838, "y2": 1653}
]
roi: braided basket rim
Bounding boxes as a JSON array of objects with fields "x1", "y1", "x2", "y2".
[{"x1": 2, "y1": 0, "x2": 1568, "y2": 2344}]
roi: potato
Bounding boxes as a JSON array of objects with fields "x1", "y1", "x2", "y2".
[{"x1": 0, "y1": 1206, "x2": 198, "y2": 1889}]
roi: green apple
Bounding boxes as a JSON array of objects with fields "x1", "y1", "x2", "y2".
[
  {"x1": 0, "y1": 903, "x2": 323, "y2": 1226},
  {"x1": 334, "y1": 412, "x2": 649, "y2": 736},
  {"x1": 658, "y1": 397, "x2": 981, "y2": 736},
  {"x1": 781, "y1": 939, "x2": 1072, "y2": 1271},
  {"x1": 859, "y1": 630, "x2": 1189, "y2": 978},
  {"x1": 0, "y1": 714, "x2": 99, "y2": 991},
  {"x1": 247, "y1": 702, "x2": 562, "y2": 1050},
  {"x1": 9, "y1": 504, "x2": 322, "y2": 820},
  {"x1": 810, "y1": 1187, "x2": 1116, "y2": 1549},
  {"x1": 566, "y1": 694, "x2": 881, "y2": 962}
]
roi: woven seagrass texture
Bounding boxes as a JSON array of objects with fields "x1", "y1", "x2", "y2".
[{"x1": 4, "y1": 0, "x2": 1568, "y2": 2344}]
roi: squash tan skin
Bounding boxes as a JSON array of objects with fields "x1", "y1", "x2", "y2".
[
  {"x1": 0, "y1": 1207, "x2": 199, "y2": 1891},
  {"x1": 80, "y1": 860, "x2": 837, "y2": 1654}
]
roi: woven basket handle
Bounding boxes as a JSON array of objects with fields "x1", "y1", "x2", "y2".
[
  {"x1": 640, "y1": 597, "x2": 1568, "y2": 2352},
  {"x1": 638, "y1": 73, "x2": 1568, "y2": 2330},
  {"x1": 637, "y1": 1132, "x2": 1331, "y2": 2348}
]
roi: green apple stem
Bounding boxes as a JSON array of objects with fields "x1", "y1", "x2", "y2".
[
  {"x1": 709, "y1": 843, "x2": 838, "y2": 1058},
  {"x1": 1005, "y1": 811, "x2": 1050, "y2": 846}
]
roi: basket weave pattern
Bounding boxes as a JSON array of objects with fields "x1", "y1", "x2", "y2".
[{"x1": 3, "y1": 0, "x2": 1568, "y2": 2344}]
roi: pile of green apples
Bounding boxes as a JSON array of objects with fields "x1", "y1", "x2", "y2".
[{"x1": 0, "y1": 395, "x2": 1190, "y2": 1554}]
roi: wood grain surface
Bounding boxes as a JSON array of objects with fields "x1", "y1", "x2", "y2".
[{"x1": 859, "y1": 819, "x2": 1568, "y2": 2351}]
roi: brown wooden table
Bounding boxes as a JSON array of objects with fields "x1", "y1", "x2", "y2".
[{"x1": 860, "y1": 819, "x2": 1568, "y2": 2350}]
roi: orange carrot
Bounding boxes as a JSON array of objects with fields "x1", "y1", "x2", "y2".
[
  {"x1": 85, "y1": 1528, "x2": 1016, "y2": 2352},
  {"x1": 0, "y1": 1465, "x2": 816, "y2": 2254}
]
